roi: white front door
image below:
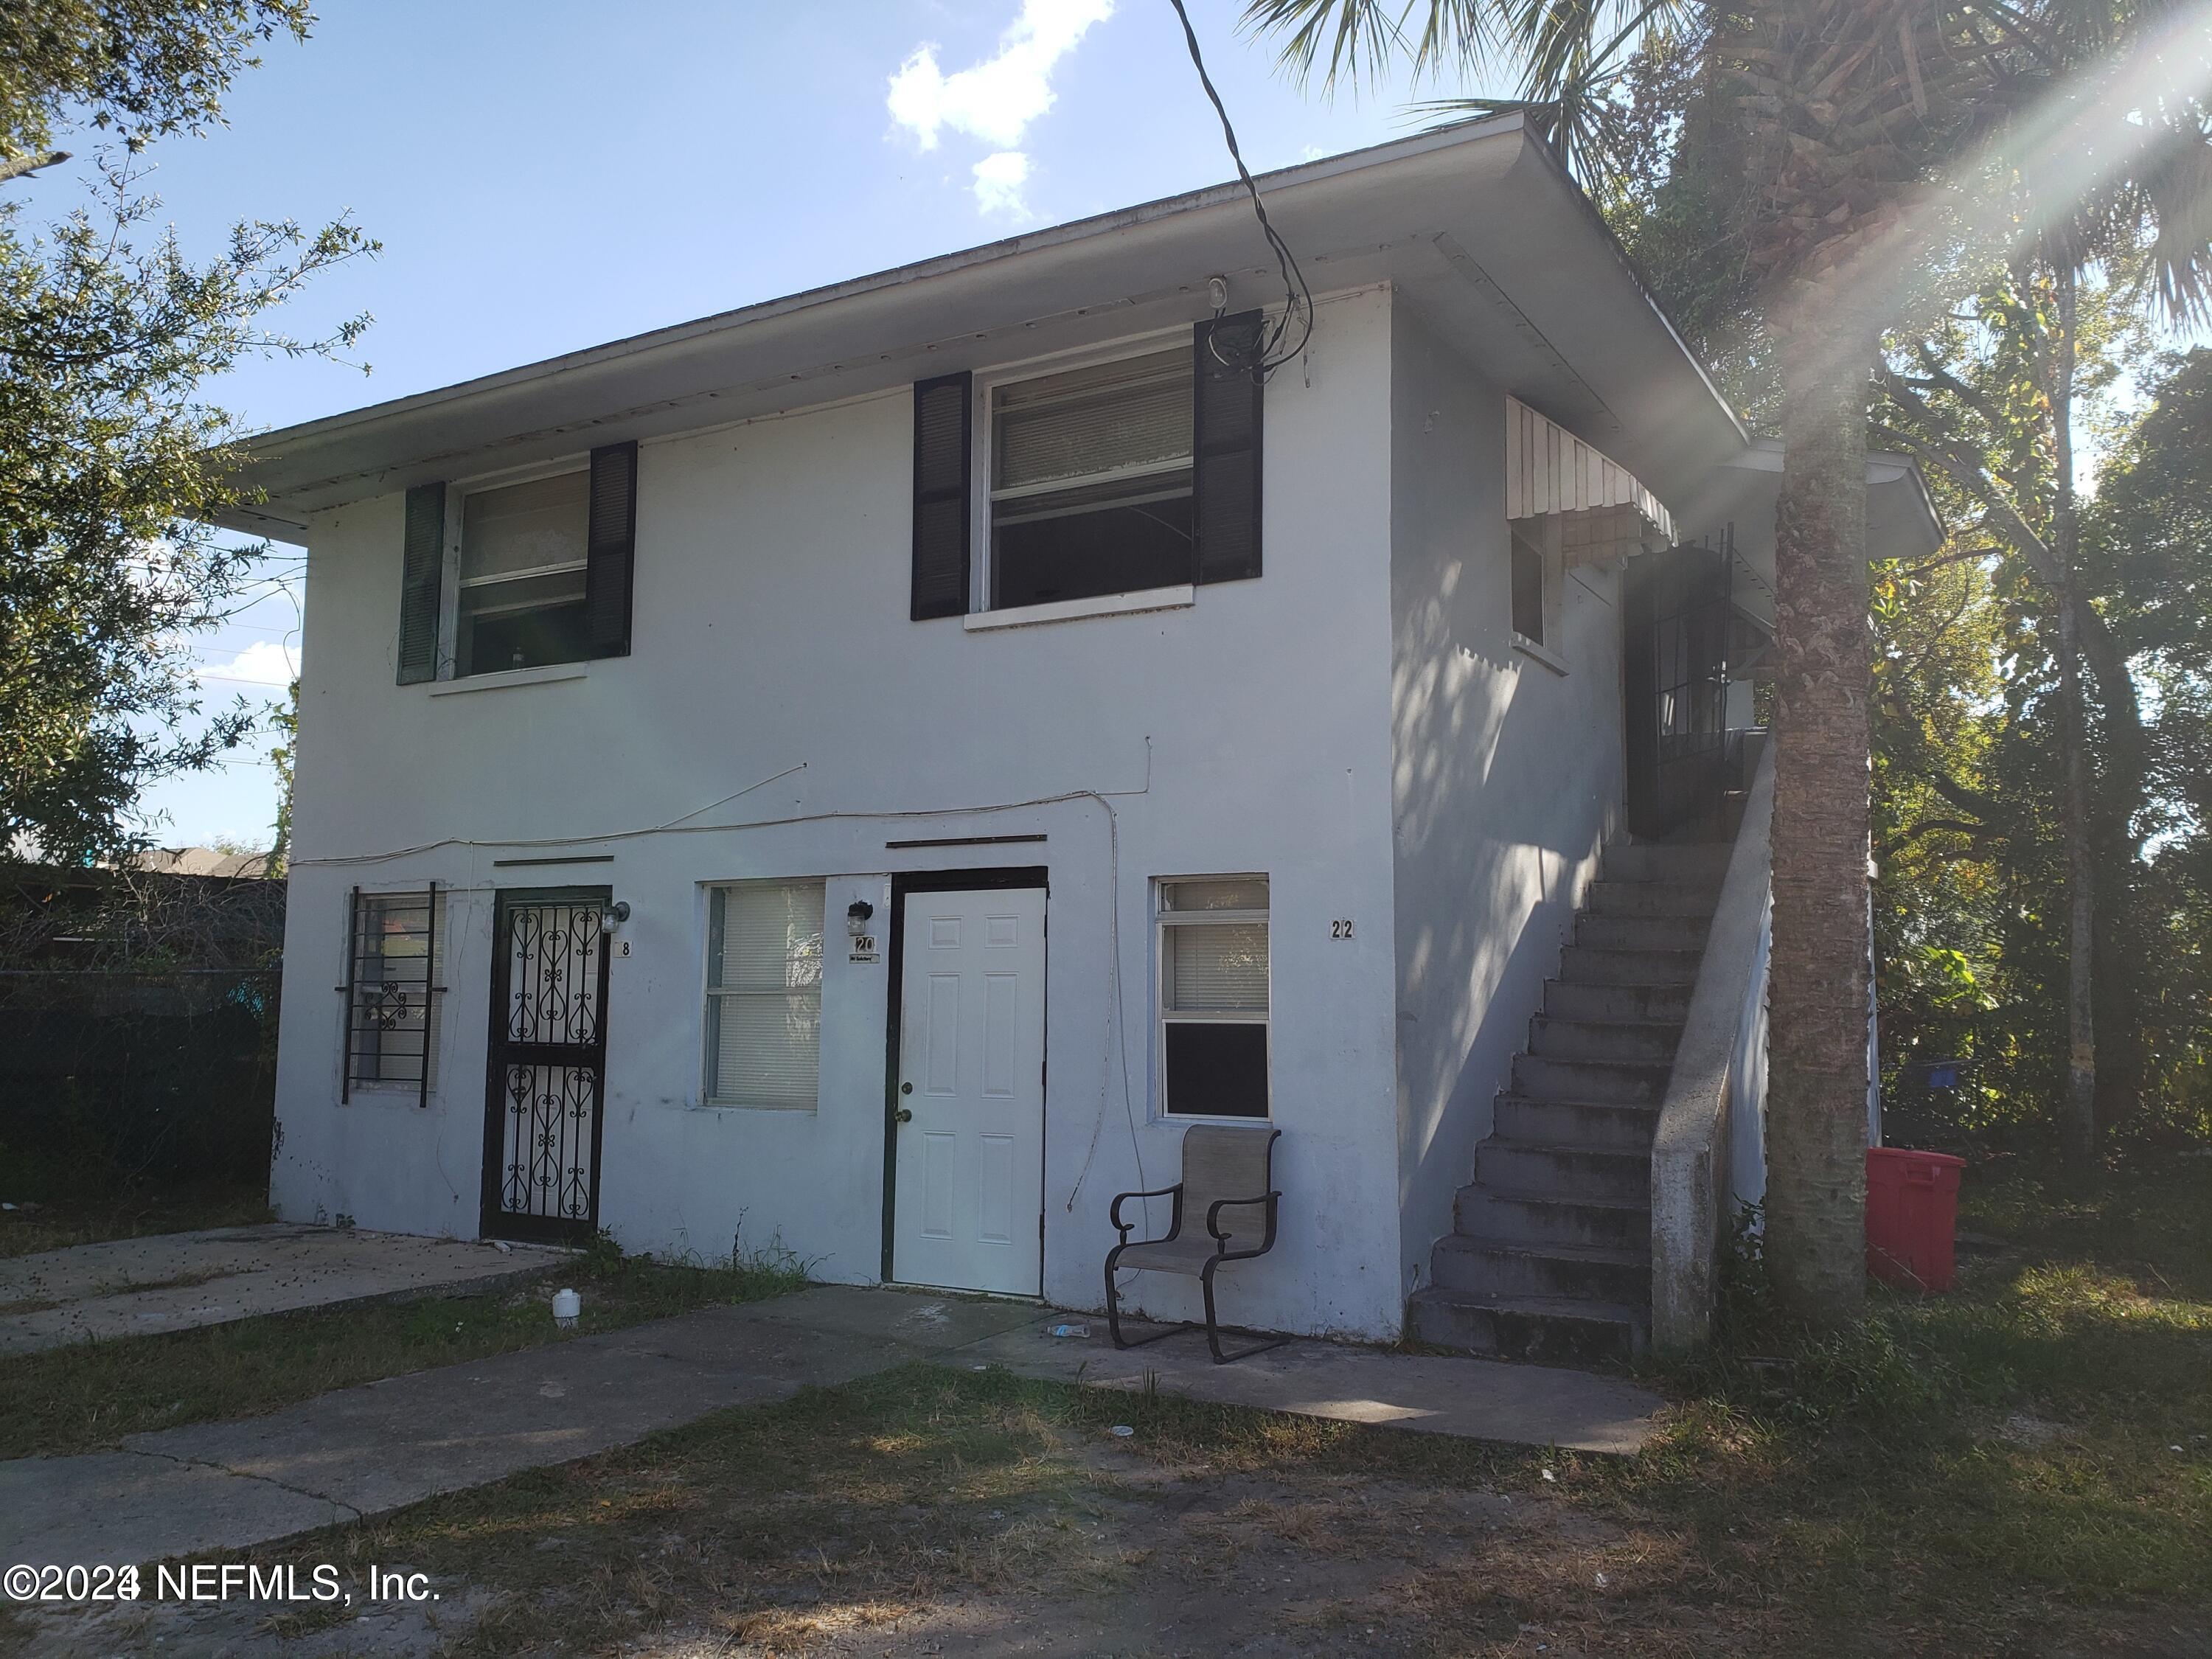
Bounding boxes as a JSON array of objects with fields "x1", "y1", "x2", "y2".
[{"x1": 891, "y1": 886, "x2": 1046, "y2": 1295}]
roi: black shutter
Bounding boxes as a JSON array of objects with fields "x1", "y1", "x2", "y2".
[
  {"x1": 585, "y1": 441, "x2": 639, "y2": 658},
  {"x1": 397, "y1": 482, "x2": 445, "y2": 684},
  {"x1": 1193, "y1": 312, "x2": 1265, "y2": 585},
  {"x1": 911, "y1": 372, "x2": 972, "y2": 619}
]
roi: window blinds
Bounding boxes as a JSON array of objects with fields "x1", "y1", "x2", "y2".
[
  {"x1": 461, "y1": 471, "x2": 590, "y2": 582},
  {"x1": 1159, "y1": 877, "x2": 1268, "y2": 1015},
  {"x1": 707, "y1": 883, "x2": 825, "y2": 1108},
  {"x1": 992, "y1": 348, "x2": 1192, "y2": 495}
]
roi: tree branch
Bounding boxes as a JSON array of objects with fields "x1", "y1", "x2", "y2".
[
  {"x1": 1879, "y1": 816, "x2": 1994, "y2": 858},
  {"x1": 0, "y1": 149, "x2": 72, "y2": 186}
]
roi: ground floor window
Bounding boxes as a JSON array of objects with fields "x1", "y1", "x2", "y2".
[
  {"x1": 705, "y1": 881, "x2": 825, "y2": 1110},
  {"x1": 1156, "y1": 876, "x2": 1270, "y2": 1119},
  {"x1": 345, "y1": 887, "x2": 443, "y2": 1096}
]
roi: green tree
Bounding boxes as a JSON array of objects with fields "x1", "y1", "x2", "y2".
[
  {"x1": 0, "y1": 1, "x2": 371, "y2": 863},
  {"x1": 1245, "y1": 0, "x2": 2212, "y2": 1317}
]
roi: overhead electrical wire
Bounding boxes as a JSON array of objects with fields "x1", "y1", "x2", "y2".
[{"x1": 1166, "y1": 0, "x2": 1315, "y2": 376}]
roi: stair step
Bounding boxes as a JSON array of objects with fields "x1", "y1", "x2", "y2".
[
  {"x1": 1476, "y1": 1139, "x2": 1650, "y2": 1200},
  {"x1": 1576, "y1": 912, "x2": 1714, "y2": 952},
  {"x1": 1493, "y1": 1093, "x2": 1660, "y2": 1151},
  {"x1": 1530, "y1": 1015, "x2": 1684, "y2": 1064},
  {"x1": 1584, "y1": 878, "x2": 1722, "y2": 919},
  {"x1": 1559, "y1": 945, "x2": 1704, "y2": 987},
  {"x1": 1513, "y1": 1053, "x2": 1672, "y2": 1105},
  {"x1": 1543, "y1": 979, "x2": 1694, "y2": 1023},
  {"x1": 1603, "y1": 842, "x2": 1733, "y2": 884},
  {"x1": 1408, "y1": 1287, "x2": 1648, "y2": 1363},
  {"x1": 1430, "y1": 1235, "x2": 1649, "y2": 1301},
  {"x1": 1455, "y1": 1186, "x2": 1652, "y2": 1251}
]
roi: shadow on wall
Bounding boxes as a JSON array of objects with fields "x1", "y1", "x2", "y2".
[{"x1": 1389, "y1": 543, "x2": 1621, "y2": 1287}]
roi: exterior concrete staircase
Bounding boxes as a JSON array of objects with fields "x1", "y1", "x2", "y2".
[{"x1": 1407, "y1": 840, "x2": 1732, "y2": 1365}]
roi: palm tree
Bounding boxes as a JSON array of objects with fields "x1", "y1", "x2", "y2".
[{"x1": 1245, "y1": 0, "x2": 2212, "y2": 1317}]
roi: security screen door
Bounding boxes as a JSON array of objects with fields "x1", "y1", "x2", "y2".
[
  {"x1": 480, "y1": 888, "x2": 611, "y2": 1244},
  {"x1": 891, "y1": 886, "x2": 1047, "y2": 1295}
]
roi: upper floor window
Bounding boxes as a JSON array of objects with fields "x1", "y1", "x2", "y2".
[
  {"x1": 1511, "y1": 522, "x2": 1548, "y2": 647},
  {"x1": 990, "y1": 349, "x2": 1194, "y2": 610},
  {"x1": 459, "y1": 471, "x2": 591, "y2": 675},
  {"x1": 396, "y1": 442, "x2": 636, "y2": 686},
  {"x1": 907, "y1": 314, "x2": 1266, "y2": 622}
]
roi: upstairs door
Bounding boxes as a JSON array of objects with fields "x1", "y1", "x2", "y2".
[
  {"x1": 891, "y1": 886, "x2": 1047, "y2": 1295},
  {"x1": 1624, "y1": 537, "x2": 1733, "y2": 838},
  {"x1": 481, "y1": 888, "x2": 611, "y2": 1245}
]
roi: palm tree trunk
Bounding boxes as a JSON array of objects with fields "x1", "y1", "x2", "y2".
[{"x1": 1764, "y1": 319, "x2": 1875, "y2": 1321}]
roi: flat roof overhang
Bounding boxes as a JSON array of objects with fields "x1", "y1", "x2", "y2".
[{"x1": 218, "y1": 115, "x2": 1750, "y2": 538}]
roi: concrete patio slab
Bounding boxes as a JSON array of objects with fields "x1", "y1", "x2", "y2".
[
  {"x1": 0, "y1": 1283, "x2": 1667, "y2": 1572},
  {"x1": 0, "y1": 1225, "x2": 565, "y2": 1355},
  {"x1": 729, "y1": 1281, "x2": 1051, "y2": 1352},
  {"x1": 125, "y1": 1303, "x2": 913, "y2": 1524},
  {"x1": 961, "y1": 1313, "x2": 1667, "y2": 1455}
]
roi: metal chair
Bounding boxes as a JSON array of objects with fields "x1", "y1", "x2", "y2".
[{"x1": 1103, "y1": 1124, "x2": 1284, "y2": 1363}]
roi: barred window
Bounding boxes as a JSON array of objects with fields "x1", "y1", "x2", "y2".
[{"x1": 345, "y1": 888, "x2": 444, "y2": 1098}]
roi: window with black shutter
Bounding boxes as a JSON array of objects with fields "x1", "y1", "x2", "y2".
[
  {"x1": 408, "y1": 445, "x2": 639, "y2": 680},
  {"x1": 1192, "y1": 311, "x2": 1264, "y2": 585},
  {"x1": 911, "y1": 315, "x2": 1267, "y2": 621},
  {"x1": 911, "y1": 372, "x2": 972, "y2": 619}
]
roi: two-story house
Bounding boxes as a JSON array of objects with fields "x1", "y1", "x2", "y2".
[{"x1": 225, "y1": 116, "x2": 1938, "y2": 1353}]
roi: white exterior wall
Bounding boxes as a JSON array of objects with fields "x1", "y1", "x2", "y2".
[
  {"x1": 1385, "y1": 301, "x2": 1627, "y2": 1292},
  {"x1": 271, "y1": 288, "x2": 1408, "y2": 1340}
]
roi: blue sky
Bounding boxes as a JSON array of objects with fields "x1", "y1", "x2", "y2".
[{"x1": 14, "y1": 0, "x2": 1472, "y2": 849}]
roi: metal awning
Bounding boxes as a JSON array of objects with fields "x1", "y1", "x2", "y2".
[{"x1": 1506, "y1": 395, "x2": 1677, "y2": 566}]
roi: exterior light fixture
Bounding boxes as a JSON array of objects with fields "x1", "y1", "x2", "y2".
[
  {"x1": 599, "y1": 900, "x2": 631, "y2": 936},
  {"x1": 846, "y1": 900, "x2": 875, "y2": 939}
]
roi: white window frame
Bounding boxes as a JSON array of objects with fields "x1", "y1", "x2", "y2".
[
  {"x1": 701, "y1": 879, "x2": 827, "y2": 1112},
  {"x1": 343, "y1": 887, "x2": 445, "y2": 1097},
  {"x1": 437, "y1": 455, "x2": 594, "y2": 681},
  {"x1": 1509, "y1": 515, "x2": 1569, "y2": 674},
  {"x1": 971, "y1": 326, "x2": 1197, "y2": 618},
  {"x1": 1153, "y1": 874, "x2": 1272, "y2": 1123}
]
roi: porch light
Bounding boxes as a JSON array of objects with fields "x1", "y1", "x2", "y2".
[
  {"x1": 599, "y1": 900, "x2": 630, "y2": 936},
  {"x1": 846, "y1": 900, "x2": 875, "y2": 939}
]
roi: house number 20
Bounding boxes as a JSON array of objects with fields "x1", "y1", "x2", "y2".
[{"x1": 1331, "y1": 919, "x2": 1354, "y2": 939}]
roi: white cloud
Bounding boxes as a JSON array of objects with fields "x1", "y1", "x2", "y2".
[
  {"x1": 972, "y1": 151, "x2": 1032, "y2": 217},
  {"x1": 887, "y1": 0, "x2": 1112, "y2": 217},
  {"x1": 198, "y1": 638, "x2": 297, "y2": 690}
]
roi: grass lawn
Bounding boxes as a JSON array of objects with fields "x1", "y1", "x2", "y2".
[
  {"x1": 31, "y1": 1160, "x2": 2201, "y2": 1658},
  {"x1": 0, "y1": 1183, "x2": 275, "y2": 1259},
  {"x1": 0, "y1": 1239, "x2": 807, "y2": 1460}
]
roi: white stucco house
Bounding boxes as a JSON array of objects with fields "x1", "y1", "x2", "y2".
[{"x1": 227, "y1": 116, "x2": 1938, "y2": 1354}]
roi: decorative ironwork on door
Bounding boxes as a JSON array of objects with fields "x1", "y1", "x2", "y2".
[{"x1": 481, "y1": 890, "x2": 610, "y2": 1243}]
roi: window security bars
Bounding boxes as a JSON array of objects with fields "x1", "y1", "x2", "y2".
[{"x1": 342, "y1": 884, "x2": 443, "y2": 1108}]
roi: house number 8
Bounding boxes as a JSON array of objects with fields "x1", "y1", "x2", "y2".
[{"x1": 1331, "y1": 919, "x2": 1354, "y2": 939}]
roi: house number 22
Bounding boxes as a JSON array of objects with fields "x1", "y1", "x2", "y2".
[{"x1": 1330, "y1": 919, "x2": 1354, "y2": 939}]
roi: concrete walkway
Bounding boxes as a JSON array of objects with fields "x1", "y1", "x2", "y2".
[
  {"x1": 0, "y1": 1285, "x2": 1666, "y2": 1571},
  {"x1": 0, "y1": 1225, "x2": 565, "y2": 1355}
]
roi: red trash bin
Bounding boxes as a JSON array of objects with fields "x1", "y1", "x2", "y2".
[{"x1": 1865, "y1": 1147, "x2": 1966, "y2": 1292}]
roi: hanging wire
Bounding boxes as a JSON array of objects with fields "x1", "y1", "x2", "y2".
[{"x1": 1166, "y1": 0, "x2": 1315, "y2": 376}]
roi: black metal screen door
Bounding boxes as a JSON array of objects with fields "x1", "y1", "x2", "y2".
[
  {"x1": 480, "y1": 888, "x2": 611, "y2": 1244},
  {"x1": 1625, "y1": 534, "x2": 1733, "y2": 839}
]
